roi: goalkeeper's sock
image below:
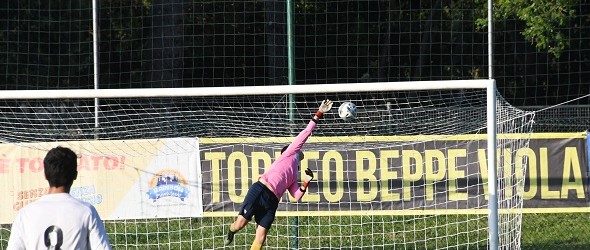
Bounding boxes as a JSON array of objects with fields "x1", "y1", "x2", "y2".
[
  {"x1": 250, "y1": 241, "x2": 263, "y2": 250},
  {"x1": 225, "y1": 225, "x2": 237, "y2": 245},
  {"x1": 224, "y1": 231, "x2": 235, "y2": 245}
]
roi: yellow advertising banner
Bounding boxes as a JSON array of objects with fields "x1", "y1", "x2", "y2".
[
  {"x1": 0, "y1": 138, "x2": 202, "y2": 224},
  {"x1": 199, "y1": 133, "x2": 589, "y2": 215}
]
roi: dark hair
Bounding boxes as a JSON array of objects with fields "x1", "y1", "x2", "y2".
[
  {"x1": 44, "y1": 146, "x2": 78, "y2": 187},
  {"x1": 281, "y1": 145, "x2": 289, "y2": 154}
]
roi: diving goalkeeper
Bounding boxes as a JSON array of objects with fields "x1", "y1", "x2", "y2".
[{"x1": 225, "y1": 99, "x2": 333, "y2": 250}]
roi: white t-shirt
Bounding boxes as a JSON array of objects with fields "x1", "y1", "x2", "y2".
[{"x1": 7, "y1": 193, "x2": 111, "y2": 250}]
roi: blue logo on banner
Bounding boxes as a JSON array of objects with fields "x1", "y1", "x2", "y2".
[{"x1": 147, "y1": 170, "x2": 190, "y2": 202}]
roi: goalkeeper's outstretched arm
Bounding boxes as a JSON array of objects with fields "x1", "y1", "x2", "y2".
[
  {"x1": 282, "y1": 99, "x2": 333, "y2": 156},
  {"x1": 286, "y1": 99, "x2": 330, "y2": 200}
]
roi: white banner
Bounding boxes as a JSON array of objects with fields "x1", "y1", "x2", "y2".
[{"x1": 1, "y1": 138, "x2": 203, "y2": 224}]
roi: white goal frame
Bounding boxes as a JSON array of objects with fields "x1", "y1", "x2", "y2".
[{"x1": 0, "y1": 79, "x2": 500, "y2": 249}]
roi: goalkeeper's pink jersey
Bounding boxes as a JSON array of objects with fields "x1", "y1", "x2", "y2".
[{"x1": 260, "y1": 119, "x2": 317, "y2": 201}]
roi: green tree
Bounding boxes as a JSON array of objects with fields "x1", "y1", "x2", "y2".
[
  {"x1": 0, "y1": 0, "x2": 93, "y2": 90},
  {"x1": 476, "y1": 0, "x2": 576, "y2": 59}
]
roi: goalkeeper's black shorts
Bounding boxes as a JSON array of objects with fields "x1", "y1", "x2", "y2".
[{"x1": 239, "y1": 181, "x2": 280, "y2": 229}]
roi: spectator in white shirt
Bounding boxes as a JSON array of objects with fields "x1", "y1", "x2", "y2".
[{"x1": 7, "y1": 146, "x2": 111, "y2": 250}]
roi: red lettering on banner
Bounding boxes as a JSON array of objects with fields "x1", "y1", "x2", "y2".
[
  {"x1": 77, "y1": 156, "x2": 126, "y2": 171},
  {"x1": 17, "y1": 188, "x2": 48, "y2": 201},
  {"x1": 78, "y1": 156, "x2": 90, "y2": 170},
  {"x1": 14, "y1": 158, "x2": 45, "y2": 173},
  {"x1": 12, "y1": 187, "x2": 49, "y2": 211},
  {"x1": 18, "y1": 158, "x2": 27, "y2": 173},
  {"x1": 103, "y1": 157, "x2": 118, "y2": 170},
  {"x1": 6, "y1": 156, "x2": 126, "y2": 173},
  {"x1": 13, "y1": 200, "x2": 35, "y2": 211},
  {"x1": 28, "y1": 158, "x2": 43, "y2": 173},
  {"x1": 92, "y1": 156, "x2": 101, "y2": 170},
  {"x1": 0, "y1": 156, "x2": 9, "y2": 173}
]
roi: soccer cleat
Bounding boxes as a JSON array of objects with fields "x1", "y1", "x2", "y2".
[{"x1": 225, "y1": 231, "x2": 235, "y2": 245}]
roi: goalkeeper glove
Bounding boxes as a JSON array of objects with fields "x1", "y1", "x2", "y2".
[
  {"x1": 303, "y1": 168, "x2": 314, "y2": 188},
  {"x1": 315, "y1": 99, "x2": 333, "y2": 118}
]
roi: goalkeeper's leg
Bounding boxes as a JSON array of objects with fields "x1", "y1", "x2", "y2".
[
  {"x1": 250, "y1": 225, "x2": 269, "y2": 250},
  {"x1": 226, "y1": 182, "x2": 266, "y2": 245},
  {"x1": 225, "y1": 215, "x2": 248, "y2": 245},
  {"x1": 250, "y1": 205, "x2": 275, "y2": 250}
]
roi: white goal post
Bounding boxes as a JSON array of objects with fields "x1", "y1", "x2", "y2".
[
  {"x1": 0, "y1": 80, "x2": 488, "y2": 99},
  {"x1": 0, "y1": 79, "x2": 533, "y2": 250}
]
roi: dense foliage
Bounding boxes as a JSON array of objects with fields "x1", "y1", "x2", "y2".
[{"x1": 1, "y1": 0, "x2": 588, "y2": 106}]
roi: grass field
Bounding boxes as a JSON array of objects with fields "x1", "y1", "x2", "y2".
[
  {"x1": 2, "y1": 213, "x2": 589, "y2": 249},
  {"x1": 520, "y1": 213, "x2": 590, "y2": 250}
]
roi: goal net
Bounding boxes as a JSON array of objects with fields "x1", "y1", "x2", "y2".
[{"x1": 0, "y1": 80, "x2": 534, "y2": 249}]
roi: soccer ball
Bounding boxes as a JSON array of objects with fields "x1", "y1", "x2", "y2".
[{"x1": 338, "y1": 102, "x2": 357, "y2": 121}]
